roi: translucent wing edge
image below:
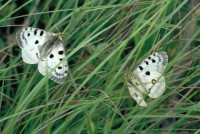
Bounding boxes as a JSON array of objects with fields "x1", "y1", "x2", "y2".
[
  {"x1": 156, "y1": 51, "x2": 168, "y2": 70},
  {"x1": 38, "y1": 60, "x2": 68, "y2": 84},
  {"x1": 126, "y1": 72, "x2": 148, "y2": 107},
  {"x1": 16, "y1": 28, "x2": 24, "y2": 49}
]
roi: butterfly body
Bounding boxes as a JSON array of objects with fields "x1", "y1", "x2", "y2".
[
  {"x1": 126, "y1": 51, "x2": 168, "y2": 106},
  {"x1": 16, "y1": 27, "x2": 68, "y2": 83}
]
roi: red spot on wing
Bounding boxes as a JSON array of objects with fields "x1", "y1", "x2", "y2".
[{"x1": 152, "y1": 79, "x2": 156, "y2": 84}]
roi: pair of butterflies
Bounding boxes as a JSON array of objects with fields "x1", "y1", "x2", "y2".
[{"x1": 16, "y1": 27, "x2": 168, "y2": 106}]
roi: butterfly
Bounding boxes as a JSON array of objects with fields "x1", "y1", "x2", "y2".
[
  {"x1": 16, "y1": 27, "x2": 68, "y2": 83},
  {"x1": 126, "y1": 51, "x2": 168, "y2": 106}
]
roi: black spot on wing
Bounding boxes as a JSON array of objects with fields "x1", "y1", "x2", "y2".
[
  {"x1": 152, "y1": 59, "x2": 156, "y2": 63},
  {"x1": 145, "y1": 71, "x2": 150, "y2": 76},
  {"x1": 139, "y1": 66, "x2": 143, "y2": 70},
  {"x1": 35, "y1": 40, "x2": 39, "y2": 44},
  {"x1": 28, "y1": 33, "x2": 30, "y2": 36},
  {"x1": 34, "y1": 29, "x2": 38, "y2": 35},
  {"x1": 40, "y1": 31, "x2": 44, "y2": 36},
  {"x1": 49, "y1": 54, "x2": 54, "y2": 58},
  {"x1": 58, "y1": 66, "x2": 62, "y2": 69},
  {"x1": 58, "y1": 51, "x2": 64, "y2": 55},
  {"x1": 135, "y1": 82, "x2": 139, "y2": 86},
  {"x1": 144, "y1": 61, "x2": 149, "y2": 65},
  {"x1": 54, "y1": 71, "x2": 59, "y2": 76},
  {"x1": 128, "y1": 80, "x2": 135, "y2": 87},
  {"x1": 134, "y1": 93, "x2": 138, "y2": 97}
]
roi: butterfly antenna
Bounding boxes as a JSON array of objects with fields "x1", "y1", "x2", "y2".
[
  {"x1": 52, "y1": 25, "x2": 60, "y2": 33},
  {"x1": 52, "y1": 25, "x2": 70, "y2": 35}
]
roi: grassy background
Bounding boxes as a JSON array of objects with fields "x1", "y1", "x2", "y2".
[{"x1": 0, "y1": 0, "x2": 200, "y2": 133}]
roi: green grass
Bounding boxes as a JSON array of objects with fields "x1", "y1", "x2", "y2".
[{"x1": 0, "y1": 0, "x2": 200, "y2": 133}]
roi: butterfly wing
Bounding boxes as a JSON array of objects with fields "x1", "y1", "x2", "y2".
[
  {"x1": 16, "y1": 27, "x2": 54, "y2": 64},
  {"x1": 134, "y1": 51, "x2": 168, "y2": 98},
  {"x1": 139, "y1": 72, "x2": 165, "y2": 98},
  {"x1": 128, "y1": 86, "x2": 147, "y2": 106},
  {"x1": 134, "y1": 51, "x2": 168, "y2": 74},
  {"x1": 38, "y1": 40, "x2": 68, "y2": 83},
  {"x1": 126, "y1": 72, "x2": 147, "y2": 106}
]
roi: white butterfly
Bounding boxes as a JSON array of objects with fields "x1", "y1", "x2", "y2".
[
  {"x1": 126, "y1": 51, "x2": 168, "y2": 106},
  {"x1": 16, "y1": 27, "x2": 68, "y2": 83}
]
